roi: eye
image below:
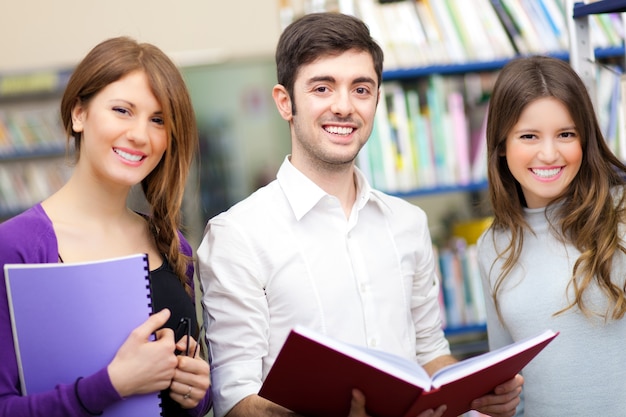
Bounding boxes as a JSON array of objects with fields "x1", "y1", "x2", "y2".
[
  {"x1": 113, "y1": 106, "x2": 130, "y2": 116},
  {"x1": 315, "y1": 86, "x2": 329, "y2": 93},
  {"x1": 355, "y1": 87, "x2": 370, "y2": 95},
  {"x1": 560, "y1": 131, "x2": 577, "y2": 139},
  {"x1": 151, "y1": 116, "x2": 164, "y2": 126},
  {"x1": 519, "y1": 134, "x2": 536, "y2": 140}
]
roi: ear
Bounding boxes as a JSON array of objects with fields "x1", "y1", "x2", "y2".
[
  {"x1": 71, "y1": 99, "x2": 86, "y2": 133},
  {"x1": 498, "y1": 142, "x2": 507, "y2": 157},
  {"x1": 272, "y1": 84, "x2": 293, "y2": 122}
]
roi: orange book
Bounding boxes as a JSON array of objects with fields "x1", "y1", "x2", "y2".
[{"x1": 259, "y1": 326, "x2": 558, "y2": 417}]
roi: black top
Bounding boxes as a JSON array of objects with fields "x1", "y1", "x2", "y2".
[{"x1": 150, "y1": 259, "x2": 198, "y2": 417}]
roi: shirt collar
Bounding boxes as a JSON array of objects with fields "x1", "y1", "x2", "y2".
[
  {"x1": 355, "y1": 169, "x2": 393, "y2": 216},
  {"x1": 277, "y1": 156, "x2": 392, "y2": 221}
]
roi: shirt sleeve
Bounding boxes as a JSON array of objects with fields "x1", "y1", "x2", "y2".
[
  {"x1": 198, "y1": 214, "x2": 268, "y2": 417},
  {"x1": 411, "y1": 217, "x2": 452, "y2": 365}
]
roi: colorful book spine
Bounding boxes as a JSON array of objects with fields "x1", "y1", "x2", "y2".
[
  {"x1": 405, "y1": 87, "x2": 437, "y2": 189},
  {"x1": 447, "y1": 91, "x2": 471, "y2": 185},
  {"x1": 489, "y1": 0, "x2": 530, "y2": 54}
]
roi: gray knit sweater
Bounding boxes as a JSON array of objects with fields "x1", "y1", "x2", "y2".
[{"x1": 477, "y1": 206, "x2": 626, "y2": 416}]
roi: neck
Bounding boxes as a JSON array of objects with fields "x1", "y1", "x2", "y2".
[
  {"x1": 299, "y1": 160, "x2": 358, "y2": 218},
  {"x1": 43, "y1": 170, "x2": 134, "y2": 225}
]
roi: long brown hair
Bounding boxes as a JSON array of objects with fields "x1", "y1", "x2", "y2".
[
  {"x1": 486, "y1": 55, "x2": 626, "y2": 320},
  {"x1": 60, "y1": 36, "x2": 197, "y2": 294}
]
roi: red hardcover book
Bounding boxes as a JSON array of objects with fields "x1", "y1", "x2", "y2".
[{"x1": 259, "y1": 325, "x2": 558, "y2": 417}]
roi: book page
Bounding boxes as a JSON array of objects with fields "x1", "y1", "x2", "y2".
[
  {"x1": 430, "y1": 329, "x2": 557, "y2": 388},
  {"x1": 350, "y1": 344, "x2": 431, "y2": 385}
]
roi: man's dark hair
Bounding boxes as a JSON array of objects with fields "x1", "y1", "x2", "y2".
[{"x1": 275, "y1": 12, "x2": 384, "y2": 102}]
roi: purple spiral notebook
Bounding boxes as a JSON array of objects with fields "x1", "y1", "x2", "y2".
[{"x1": 4, "y1": 253, "x2": 162, "y2": 416}]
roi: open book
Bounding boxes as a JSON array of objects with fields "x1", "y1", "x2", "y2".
[{"x1": 259, "y1": 325, "x2": 558, "y2": 417}]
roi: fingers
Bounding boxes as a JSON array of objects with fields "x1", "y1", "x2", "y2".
[
  {"x1": 416, "y1": 405, "x2": 447, "y2": 417},
  {"x1": 175, "y1": 336, "x2": 199, "y2": 357},
  {"x1": 174, "y1": 353, "x2": 211, "y2": 383},
  {"x1": 169, "y1": 380, "x2": 201, "y2": 409},
  {"x1": 137, "y1": 308, "x2": 171, "y2": 340},
  {"x1": 347, "y1": 390, "x2": 445, "y2": 417},
  {"x1": 494, "y1": 374, "x2": 524, "y2": 395},
  {"x1": 348, "y1": 389, "x2": 368, "y2": 417},
  {"x1": 472, "y1": 393, "x2": 521, "y2": 417},
  {"x1": 169, "y1": 360, "x2": 211, "y2": 409},
  {"x1": 107, "y1": 309, "x2": 177, "y2": 398},
  {"x1": 471, "y1": 375, "x2": 523, "y2": 417}
]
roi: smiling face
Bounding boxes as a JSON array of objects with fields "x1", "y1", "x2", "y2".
[
  {"x1": 273, "y1": 49, "x2": 379, "y2": 174},
  {"x1": 505, "y1": 97, "x2": 583, "y2": 208},
  {"x1": 71, "y1": 70, "x2": 168, "y2": 189}
]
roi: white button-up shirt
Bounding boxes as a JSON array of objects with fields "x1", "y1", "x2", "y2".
[{"x1": 198, "y1": 157, "x2": 450, "y2": 417}]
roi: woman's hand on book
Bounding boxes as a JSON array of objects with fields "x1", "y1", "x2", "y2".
[
  {"x1": 348, "y1": 389, "x2": 446, "y2": 417},
  {"x1": 108, "y1": 308, "x2": 178, "y2": 397},
  {"x1": 470, "y1": 373, "x2": 524, "y2": 417},
  {"x1": 169, "y1": 335, "x2": 211, "y2": 408}
]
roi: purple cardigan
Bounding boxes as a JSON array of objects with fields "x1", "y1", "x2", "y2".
[{"x1": 0, "y1": 204, "x2": 211, "y2": 417}]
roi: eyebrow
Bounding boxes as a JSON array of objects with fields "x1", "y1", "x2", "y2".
[
  {"x1": 512, "y1": 126, "x2": 578, "y2": 135},
  {"x1": 109, "y1": 99, "x2": 136, "y2": 108},
  {"x1": 109, "y1": 99, "x2": 163, "y2": 115},
  {"x1": 306, "y1": 75, "x2": 377, "y2": 86}
]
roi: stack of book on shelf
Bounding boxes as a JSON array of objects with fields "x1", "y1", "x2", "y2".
[
  {"x1": 0, "y1": 106, "x2": 66, "y2": 155},
  {"x1": 596, "y1": 63, "x2": 626, "y2": 161},
  {"x1": 0, "y1": 160, "x2": 71, "y2": 217},
  {"x1": 358, "y1": 72, "x2": 496, "y2": 194},
  {"x1": 0, "y1": 70, "x2": 73, "y2": 219},
  {"x1": 435, "y1": 238, "x2": 487, "y2": 331},
  {"x1": 284, "y1": 0, "x2": 625, "y2": 71}
]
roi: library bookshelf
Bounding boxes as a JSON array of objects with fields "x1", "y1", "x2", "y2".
[{"x1": 0, "y1": 69, "x2": 73, "y2": 221}]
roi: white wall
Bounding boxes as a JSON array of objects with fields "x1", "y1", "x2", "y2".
[
  {"x1": 0, "y1": 0, "x2": 290, "y2": 245},
  {"x1": 0, "y1": 0, "x2": 282, "y2": 72}
]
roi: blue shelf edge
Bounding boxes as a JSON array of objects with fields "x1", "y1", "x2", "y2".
[
  {"x1": 0, "y1": 145, "x2": 67, "y2": 161},
  {"x1": 383, "y1": 47, "x2": 626, "y2": 81},
  {"x1": 388, "y1": 181, "x2": 489, "y2": 199},
  {"x1": 573, "y1": 0, "x2": 626, "y2": 17},
  {"x1": 444, "y1": 323, "x2": 487, "y2": 337}
]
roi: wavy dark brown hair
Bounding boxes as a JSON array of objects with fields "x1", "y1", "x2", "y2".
[
  {"x1": 486, "y1": 55, "x2": 626, "y2": 321},
  {"x1": 60, "y1": 36, "x2": 197, "y2": 294}
]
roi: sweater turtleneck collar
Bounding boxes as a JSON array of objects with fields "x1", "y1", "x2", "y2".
[{"x1": 523, "y1": 203, "x2": 563, "y2": 233}]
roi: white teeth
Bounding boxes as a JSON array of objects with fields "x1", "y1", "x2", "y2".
[
  {"x1": 114, "y1": 148, "x2": 143, "y2": 162},
  {"x1": 531, "y1": 167, "x2": 561, "y2": 178},
  {"x1": 325, "y1": 126, "x2": 353, "y2": 135}
]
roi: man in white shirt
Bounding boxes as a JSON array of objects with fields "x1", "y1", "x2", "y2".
[{"x1": 198, "y1": 12, "x2": 523, "y2": 417}]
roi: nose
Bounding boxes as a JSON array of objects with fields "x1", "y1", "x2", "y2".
[
  {"x1": 330, "y1": 89, "x2": 355, "y2": 117},
  {"x1": 537, "y1": 139, "x2": 559, "y2": 163},
  {"x1": 127, "y1": 119, "x2": 149, "y2": 144}
]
